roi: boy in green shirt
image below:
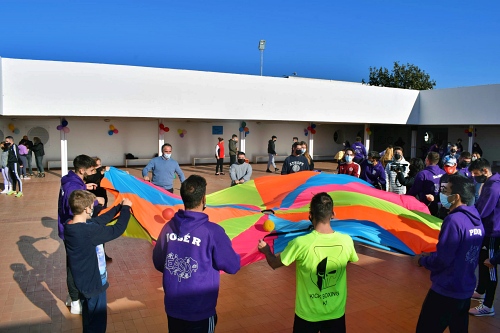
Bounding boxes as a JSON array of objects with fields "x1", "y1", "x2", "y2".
[{"x1": 258, "y1": 192, "x2": 358, "y2": 333}]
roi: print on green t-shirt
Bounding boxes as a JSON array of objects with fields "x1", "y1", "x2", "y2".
[{"x1": 280, "y1": 230, "x2": 359, "y2": 322}]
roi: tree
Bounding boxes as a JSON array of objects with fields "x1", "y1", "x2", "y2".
[{"x1": 362, "y1": 61, "x2": 436, "y2": 90}]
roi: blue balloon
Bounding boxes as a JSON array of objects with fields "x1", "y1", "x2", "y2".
[
  {"x1": 62, "y1": 120, "x2": 68, "y2": 127},
  {"x1": 245, "y1": 131, "x2": 249, "y2": 135},
  {"x1": 239, "y1": 127, "x2": 244, "y2": 132},
  {"x1": 108, "y1": 130, "x2": 114, "y2": 135},
  {"x1": 14, "y1": 128, "x2": 20, "y2": 134},
  {"x1": 304, "y1": 132, "x2": 308, "y2": 136}
]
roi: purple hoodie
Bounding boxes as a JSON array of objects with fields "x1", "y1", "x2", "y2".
[
  {"x1": 408, "y1": 165, "x2": 445, "y2": 210},
  {"x1": 420, "y1": 205, "x2": 484, "y2": 299},
  {"x1": 359, "y1": 160, "x2": 387, "y2": 189},
  {"x1": 476, "y1": 173, "x2": 500, "y2": 237},
  {"x1": 58, "y1": 171, "x2": 86, "y2": 240},
  {"x1": 351, "y1": 142, "x2": 367, "y2": 160},
  {"x1": 153, "y1": 209, "x2": 240, "y2": 321}
]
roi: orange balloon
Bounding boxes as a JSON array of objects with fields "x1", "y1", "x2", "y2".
[
  {"x1": 263, "y1": 219, "x2": 275, "y2": 232},
  {"x1": 162, "y1": 208, "x2": 175, "y2": 220}
]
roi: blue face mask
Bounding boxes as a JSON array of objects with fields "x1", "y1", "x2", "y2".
[
  {"x1": 439, "y1": 193, "x2": 455, "y2": 209},
  {"x1": 345, "y1": 155, "x2": 353, "y2": 163},
  {"x1": 163, "y1": 153, "x2": 171, "y2": 159},
  {"x1": 367, "y1": 160, "x2": 373, "y2": 165}
]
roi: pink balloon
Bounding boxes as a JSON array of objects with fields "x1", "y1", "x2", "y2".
[
  {"x1": 113, "y1": 129, "x2": 118, "y2": 134},
  {"x1": 182, "y1": 129, "x2": 187, "y2": 135},
  {"x1": 159, "y1": 129, "x2": 165, "y2": 135},
  {"x1": 63, "y1": 127, "x2": 70, "y2": 133}
]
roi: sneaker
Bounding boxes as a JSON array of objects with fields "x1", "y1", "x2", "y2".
[
  {"x1": 0, "y1": 188, "x2": 8, "y2": 194},
  {"x1": 472, "y1": 291, "x2": 485, "y2": 300},
  {"x1": 15, "y1": 192, "x2": 23, "y2": 198},
  {"x1": 7, "y1": 191, "x2": 16, "y2": 196},
  {"x1": 105, "y1": 254, "x2": 113, "y2": 262},
  {"x1": 275, "y1": 168, "x2": 280, "y2": 172},
  {"x1": 469, "y1": 303, "x2": 495, "y2": 316},
  {"x1": 23, "y1": 176, "x2": 30, "y2": 180},
  {"x1": 65, "y1": 295, "x2": 71, "y2": 307},
  {"x1": 266, "y1": 169, "x2": 272, "y2": 173},
  {"x1": 70, "y1": 300, "x2": 82, "y2": 315}
]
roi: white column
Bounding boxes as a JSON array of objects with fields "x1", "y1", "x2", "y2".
[
  {"x1": 158, "y1": 119, "x2": 164, "y2": 156},
  {"x1": 411, "y1": 130, "x2": 417, "y2": 159},
  {"x1": 364, "y1": 124, "x2": 371, "y2": 152},
  {"x1": 60, "y1": 126, "x2": 68, "y2": 176},
  {"x1": 240, "y1": 130, "x2": 246, "y2": 153},
  {"x1": 309, "y1": 123, "x2": 314, "y2": 158},
  {"x1": 468, "y1": 125, "x2": 474, "y2": 153}
]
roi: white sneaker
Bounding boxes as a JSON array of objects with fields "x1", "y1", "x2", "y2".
[
  {"x1": 65, "y1": 294, "x2": 71, "y2": 307},
  {"x1": 469, "y1": 303, "x2": 495, "y2": 316},
  {"x1": 471, "y1": 291, "x2": 485, "y2": 300},
  {"x1": 70, "y1": 300, "x2": 82, "y2": 315},
  {"x1": 0, "y1": 188, "x2": 8, "y2": 194}
]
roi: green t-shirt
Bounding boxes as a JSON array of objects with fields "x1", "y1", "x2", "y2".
[{"x1": 280, "y1": 230, "x2": 359, "y2": 322}]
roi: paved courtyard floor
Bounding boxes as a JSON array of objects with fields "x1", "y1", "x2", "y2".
[{"x1": 1, "y1": 161, "x2": 499, "y2": 332}]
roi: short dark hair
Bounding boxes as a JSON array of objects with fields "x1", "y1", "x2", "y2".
[
  {"x1": 272, "y1": 135, "x2": 277, "y2": 140},
  {"x1": 460, "y1": 151, "x2": 471, "y2": 159},
  {"x1": 293, "y1": 137, "x2": 298, "y2": 141},
  {"x1": 69, "y1": 190, "x2": 96, "y2": 215},
  {"x1": 218, "y1": 137, "x2": 223, "y2": 142},
  {"x1": 468, "y1": 158, "x2": 491, "y2": 172},
  {"x1": 73, "y1": 155, "x2": 95, "y2": 170},
  {"x1": 356, "y1": 136, "x2": 362, "y2": 142},
  {"x1": 232, "y1": 134, "x2": 238, "y2": 138},
  {"x1": 368, "y1": 151, "x2": 381, "y2": 161},
  {"x1": 292, "y1": 142, "x2": 301, "y2": 150},
  {"x1": 310, "y1": 192, "x2": 334, "y2": 223},
  {"x1": 161, "y1": 143, "x2": 172, "y2": 151},
  {"x1": 448, "y1": 174, "x2": 474, "y2": 206},
  {"x1": 344, "y1": 148, "x2": 354, "y2": 155},
  {"x1": 6, "y1": 136, "x2": 13, "y2": 140},
  {"x1": 181, "y1": 175, "x2": 207, "y2": 210},
  {"x1": 427, "y1": 152, "x2": 440, "y2": 165},
  {"x1": 237, "y1": 151, "x2": 246, "y2": 156},
  {"x1": 393, "y1": 146, "x2": 403, "y2": 153}
]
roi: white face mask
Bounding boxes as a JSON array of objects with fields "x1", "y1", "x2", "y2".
[{"x1": 163, "y1": 153, "x2": 171, "y2": 159}]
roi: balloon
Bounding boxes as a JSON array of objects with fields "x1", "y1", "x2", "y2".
[
  {"x1": 14, "y1": 128, "x2": 20, "y2": 134},
  {"x1": 180, "y1": 133, "x2": 184, "y2": 138},
  {"x1": 244, "y1": 127, "x2": 249, "y2": 132},
  {"x1": 109, "y1": 125, "x2": 115, "y2": 130},
  {"x1": 62, "y1": 120, "x2": 68, "y2": 127},
  {"x1": 108, "y1": 130, "x2": 113, "y2": 135},
  {"x1": 113, "y1": 129, "x2": 119, "y2": 134},
  {"x1": 239, "y1": 127, "x2": 244, "y2": 132},
  {"x1": 241, "y1": 121, "x2": 246, "y2": 127},
  {"x1": 307, "y1": 126, "x2": 312, "y2": 131},
  {"x1": 63, "y1": 127, "x2": 70, "y2": 133},
  {"x1": 263, "y1": 219, "x2": 275, "y2": 232},
  {"x1": 8, "y1": 124, "x2": 14, "y2": 131},
  {"x1": 366, "y1": 128, "x2": 371, "y2": 132},
  {"x1": 57, "y1": 125, "x2": 63, "y2": 130},
  {"x1": 304, "y1": 132, "x2": 308, "y2": 136},
  {"x1": 311, "y1": 123, "x2": 316, "y2": 129},
  {"x1": 464, "y1": 130, "x2": 469, "y2": 133},
  {"x1": 162, "y1": 208, "x2": 175, "y2": 220},
  {"x1": 178, "y1": 129, "x2": 182, "y2": 134},
  {"x1": 311, "y1": 129, "x2": 316, "y2": 134},
  {"x1": 159, "y1": 129, "x2": 165, "y2": 135},
  {"x1": 165, "y1": 127, "x2": 170, "y2": 132},
  {"x1": 159, "y1": 124, "x2": 165, "y2": 129},
  {"x1": 183, "y1": 129, "x2": 187, "y2": 134},
  {"x1": 246, "y1": 131, "x2": 250, "y2": 135},
  {"x1": 468, "y1": 133, "x2": 472, "y2": 137}
]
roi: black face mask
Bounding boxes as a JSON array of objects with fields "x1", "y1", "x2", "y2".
[
  {"x1": 474, "y1": 175, "x2": 487, "y2": 183},
  {"x1": 394, "y1": 153, "x2": 402, "y2": 160},
  {"x1": 295, "y1": 149, "x2": 302, "y2": 155},
  {"x1": 237, "y1": 159, "x2": 245, "y2": 164},
  {"x1": 459, "y1": 161, "x2": 470, "y2": 168},
  {"x1": 4, "y1": 142, "x2": 10, "y2": 149},
  {"x1": 450, "y1": 149, "x2": 457, "y2": 154}
]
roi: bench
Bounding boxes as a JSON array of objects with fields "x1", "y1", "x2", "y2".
[
  {"x1": 47, "y1": 160, "x2": 73, "y2": 171},
  {"x1": 124, "y1": 158, "x2": 152, "y2": 168},
  {"x1": 253, "y1": 154, "x2": 288, "y2": 164},
  {"x1": 192, "y1": 157, "x2": 215, "y2": 166}
]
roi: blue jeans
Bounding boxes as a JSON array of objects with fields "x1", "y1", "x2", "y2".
[
  {"x1": 267, "y1": 154, "x2": 276, "y2": 169},
  {"x1": 26, "y1": 154, "x2": 33, "y2": 174},
  {"x1": 35, "y1": 155, "x2": 44, "y2": 173},
  {"x1": 19, "y1": 155, "x2": 28, "y2": 176},
  {"x1": 82, "y1": 291, "x2": 107, "y2": 333}
]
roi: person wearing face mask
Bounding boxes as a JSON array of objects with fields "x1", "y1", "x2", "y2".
[
  {"x1": 338, "y1": 148, "x2": 360, "y2": 178},
  {"x1": 395, "y1": 158, "x2": 425, "y2": 192},
  {"x1": 472, "y1": 142, "x2": 483, "y2": 157},
  {"x1": 153, "y1": 175, "x2": 240, "y2": 333},
  {"x1": 407, "y1": 152, "x2": 446, "y2": 216},
  {"x1": 58, "y1": 155, "x2": 106, "y2": 315},
  {"x1": 142, "y1": 143, "x2": 185, "y2": 194},
  {"x1": 467, "y1": 158, "x2": 500, "y2": 317},
  {"x1": 437, "y1": 156, "x2": 469, "y2": 219},
  {"x1": 441, "y1": 144, "x2": 459, "y2": 167},
  {"x1": 281, "y1": 142, "x2": 310, "y2": 175},
  {"x1": 457, "y1": 152, "x2": 473, "y2": 180},
  {"x1": 359, "y1": 151, "x2": 387, "y2": 190},
  {"x1": 414, "y1": 175, "x2": 483, "y2": 333},
  {"x1": 300, "y1": 141, "x2": 315, "y2": 171},
  {"x1": 386, "y1": 146, "x2": 409, "y2": 194},
  {"x1": 229, "y1": 152, "x2": 252, "y2": 186},
  {"x1": 456, "y1": 138, "x2": 464, "y2": 154},
  {"x1": 65, "y1": 191, "x2": 132, "y2": 333}
]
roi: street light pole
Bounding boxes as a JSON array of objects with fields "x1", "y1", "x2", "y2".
[{"x1": 258, "y1": 40, "x2": 266, "y2": 76}]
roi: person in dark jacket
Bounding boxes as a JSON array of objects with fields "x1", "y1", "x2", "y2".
[
  {"x1": 415, "y1": 175, "x2": 483, "y2": 332},
  {"x1": 228, "y1": 134, "x2": 238, "y2": 166},
  {"x1": 5, "y1": 136, "x2": 23, "y2": 197},
  {"x1": 468, "y1": 158, "x2": 500, "y2": 316},
  {"x1": 65, "y1": 190, "x2": 131, "y2": 333},
  {"x1": 395, "y1": 158, "x2": 424, "y2": 192},
  {"x1": 153, "y1": 175, "x2": 240, "y2": 332},
  {"x1": 281, "y1": 142, "x2": 310, "y2": 175},
  {"x1": 266, "y1": 135, "x2": 279, "y2": 173},
  {"x1": 32, "y1": 136, "x2": 45, "y2": 177}
]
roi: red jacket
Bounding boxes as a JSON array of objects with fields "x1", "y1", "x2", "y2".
[{"x1": 215, "y1": 142, "x2": 224, "y2": 159}]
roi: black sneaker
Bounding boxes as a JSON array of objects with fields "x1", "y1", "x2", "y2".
[
  {"x1": 275, "y1": 168, "x2": 280, "y2": 172},
  {"x1": 266, "y1": 169, "x2": 272, "y2": 173}
]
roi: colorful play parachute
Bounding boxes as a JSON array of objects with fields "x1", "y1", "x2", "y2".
[{"x1": 101, "y1": 168, "x2": 442, "y2": 267}]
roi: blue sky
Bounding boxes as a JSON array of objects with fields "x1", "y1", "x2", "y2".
[{"x1": 0, "y1": 1, "x2": 498, "y2": 89}]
